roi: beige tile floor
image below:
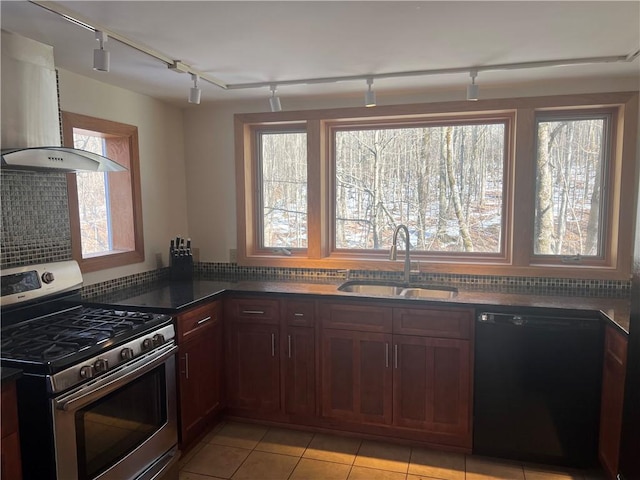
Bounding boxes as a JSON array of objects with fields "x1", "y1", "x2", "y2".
[{"x1": 179, "y1": 421, "x2": 605, "y2": 480}]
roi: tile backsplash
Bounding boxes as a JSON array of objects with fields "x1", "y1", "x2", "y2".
[{"x1": 1, "y1": 170, "x2": 73, "y2": 268}]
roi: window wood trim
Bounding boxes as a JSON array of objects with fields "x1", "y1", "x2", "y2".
[
  {"x1": 235, "y1": 92, "x2": 638, "y2": 280},
  {"x1": 62, "y1": 111, "x2": 144, "y2": 273}
]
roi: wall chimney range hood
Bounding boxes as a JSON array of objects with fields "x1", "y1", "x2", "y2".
[{"x1": 1, "y1": 30, "x2": 125, "y2": 172}]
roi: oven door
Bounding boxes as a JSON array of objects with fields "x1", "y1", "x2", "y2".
[{"x1": 52, "y1": 343, "x2": 178, "y2": 480}]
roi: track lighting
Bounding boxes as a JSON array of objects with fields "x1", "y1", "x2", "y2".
[
  {"x1": 93, "y1": 30, "x2": 110, "y2": 72},
  {"x1": 364, "y1": 77, "x2": 376, "y2": 107},
  {"x1": 269, "y1": 85, "x2": 282, "y2": 112},
  {"x1": 189, "y1": 73, "x2": 201, "y2": 104},
  {"x1": 466, "y1": 69, "x2": 479, "y2": 101}
]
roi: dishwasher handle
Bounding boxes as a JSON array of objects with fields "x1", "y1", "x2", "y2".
[
  {"x1": 478, "y1": 312, "x2": 526, "y2": 326},
  {"x1": 478, "y1": 312, "x2": 600, "y2": 329}
]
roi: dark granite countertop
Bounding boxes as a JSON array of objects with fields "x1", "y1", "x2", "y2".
[
  {"x1": 1, "y1": 367, "x2": 23, "y2": 383},
  {"x1": 83, "y1": 277, "x2": 631, "y2": 334}
]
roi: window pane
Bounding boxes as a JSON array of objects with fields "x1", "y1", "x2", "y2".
[
  {"x1": 259, "y1": 131, "x2": 307, "y2": 249},
  {"x1": 334, "y1": 123, "x2": 505, "y2": 253},
  {"x1": 534, "y1": 117, "x2": 607, "y2": 256},
  {"x1": 73, "y1": 133, "x2": 112, "y2": 256}
]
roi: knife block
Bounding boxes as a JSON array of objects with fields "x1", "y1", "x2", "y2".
[{"x1": 170, "y1": 253, "x2": 193, "y2": 281}]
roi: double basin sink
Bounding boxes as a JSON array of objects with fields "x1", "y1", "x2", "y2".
[{"x1": 338, "y1": 280, "x2": 458, "y2": 300}]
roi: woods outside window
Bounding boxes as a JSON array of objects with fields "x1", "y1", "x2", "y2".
[
  {"x1": 62, "y1": 112, "x2": 144, "y2": 273},
  {"x1": 235, "y1": 92, "x2": 637, "y2": 280}
]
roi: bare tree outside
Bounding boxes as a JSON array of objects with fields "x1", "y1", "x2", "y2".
[
  {"x1": 73, "y1": 133, "x2": 111, "y2": 256},
  {"x1": 260, "y1": 132, "x2": 307, "y2": 248},
  {"x1": 334, "y1": 123, "x2": 506, "y2": 253},
  {"x1": 534, "y1": 117, "x2": 606, "y2": 256}
]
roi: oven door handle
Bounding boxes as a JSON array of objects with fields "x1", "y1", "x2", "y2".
[{"x1": 55, "y1": 343, "x2": 178, "y2": 412}]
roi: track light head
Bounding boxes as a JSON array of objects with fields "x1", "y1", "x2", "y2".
[
  {"x1": 189, "y1": 73, "x2": 201, "y2": 104},
  {"x1": 93, "y1": 30, "x2": 110, "y2": 72},
  {"x1": 269, "y1": 85, "x2": 282, "y2": 112},
  {"x1": 364, "y1": 77, "x2": 376, "y2": 107},
  {"x1": 466, "y1": 69, "x2": 479, "y2": 101}
]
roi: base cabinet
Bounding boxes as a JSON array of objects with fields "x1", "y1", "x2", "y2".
[
  {"x1": 177, "y1": 301, "x2": 223, "y2": 449},
  {"x1": 599, "y1": 325, "x2": 628, "y2": 479},
  {"x1": 284, "y1": 325, "x2": 316, "y2": 417}
]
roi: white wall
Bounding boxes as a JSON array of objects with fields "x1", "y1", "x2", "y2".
[
  {"x1": 183, "y1": 75, "x2": 640, "y2": 263},
  {"x1": 58, "y1": 69, "x2": 189, "y2": 285}
]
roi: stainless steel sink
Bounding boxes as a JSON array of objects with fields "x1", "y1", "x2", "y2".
[
  {"x1": 338, "y1": 281, "x2": 458, "y2": 299},
  {"x1": 338, "y1": 283, "x2": 405, "y2": 296},
  {"x1": 401, "y1": 286, "x2": 458, "y2": 299}
]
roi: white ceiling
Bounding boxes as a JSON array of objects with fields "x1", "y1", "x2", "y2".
[{"x1": 1, "y1": 1, "x2": 639, "y2": 107}]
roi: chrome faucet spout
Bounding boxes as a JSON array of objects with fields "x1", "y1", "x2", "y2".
[{"x1": 390, "y1": 224, "x2": 411, "y2": 284}]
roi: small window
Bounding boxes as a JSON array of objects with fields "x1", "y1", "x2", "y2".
[
  {"x1": 257, "y1": 129, "x2": 307, "y2": 250},
  {"x1": 533, "y1": 113, "x2": 611, "y2": 260},
  {"x1": 333, "y1": 120, "x2": 507, "y2": 255},
  {"x1": 62, "y1": 112, "x2": 144, "y2": 272}
]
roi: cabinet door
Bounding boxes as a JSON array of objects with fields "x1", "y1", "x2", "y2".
[
  {"x1": 178, "y1": 322, "x2": 223, "y2": 447},
  {"x1": 599, "y1": 326, "x2": 628, "y2": 479},
  {"x1": 322, "y1": 329, "x2": 392, "y2": 425},
  {"x1": 227, "y1": 322, "x2": 280, "y2": 412},
  {"x1": 393, "y1": 335, "x2": 471, "y2": 440},
  {"x1": 284, "y1": 326, "x2": 315, "y2": 416}
]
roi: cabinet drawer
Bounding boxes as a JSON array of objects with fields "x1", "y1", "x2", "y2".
[
  {"x1": 177, "y1": 301, "x2": 220, "y2": 342},
  {"x1": 393, "y1": 306, "x2": 472, "y2": 339},
  {"x1": 1, "y1": 381, "x2": 19, "y2": 438},
  {"x1": 284, "y1": 299, "x2": 315, "y2": 327},
  {"x1": 319, "y1": 301, "x2": 392, "y2": 333},
  {"x1": 226, "y1": 297, "x2": 280, "y2": 325}
]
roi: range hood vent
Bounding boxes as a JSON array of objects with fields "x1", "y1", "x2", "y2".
[{"x1": 1, "y1": 30, "x2": 125, "y2": 172}]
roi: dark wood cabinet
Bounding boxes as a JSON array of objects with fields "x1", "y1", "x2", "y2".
[
  {"x1": 283, "y1": 298, "x2": 316, "y2": 417},
  {"x1": 1, "y1": 380, "x2": 22, "y2": 480},
  {"x1": 393, "y1": 335, "x2": 471, "y2": 437},
  {"x1": 319, "y1": 300, "x2": 473, "y2": 447},
  {"x1": 176, "y1": 301, "x2": 223, "y2": 450},
  {"x1": 322, "y1": 328, "x2": 393, "y2": 425},
  {"x1": 226, "y1": 297, "x2": 281, "y2": 414},
  {"x1": 599, "y1": 325, "x2": 628, "y2": 479}
]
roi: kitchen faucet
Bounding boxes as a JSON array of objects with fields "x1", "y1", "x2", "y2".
[{"x1": 390, "y1": 224, "x2": 411, "y2": 284}]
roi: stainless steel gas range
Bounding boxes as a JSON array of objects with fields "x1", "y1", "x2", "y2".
[{"x1": 1, "y1": 261, "x2": 179, "y2": 480}]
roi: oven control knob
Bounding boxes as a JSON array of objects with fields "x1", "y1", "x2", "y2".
[
  {"x1": 79, "y1": 365, "x2": 94, "y2": 379},
  {"x1": 153, "y1": 333, "x2": 166, "y2": 346},
  {"x1": 120, "y1": 347, "x2": 134, "y2": 360},
  {"x1": 142, "y1": 338, "x2": 154, "y2": 351},
  {"x1": 41, "y1": 271, "x2": 55, "y2": 284},
  {"x1": 94, "y1": 358, "x2": 109, "y2": 373}
]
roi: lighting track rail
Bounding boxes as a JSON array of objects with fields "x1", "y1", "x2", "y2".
[{"x1": 31, "y1": 0, "x2": 640, "y2": 101}]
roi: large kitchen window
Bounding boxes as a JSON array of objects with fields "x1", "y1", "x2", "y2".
[
  {"x1": 62, "y1": 112, "x2": 144, "y2": 272},
  {"x1": 235, "y1": 92, "x2": 637, "y2": 279},
  {"x1": 333, "y1": 119, "x2": 508, "y2": 255}
]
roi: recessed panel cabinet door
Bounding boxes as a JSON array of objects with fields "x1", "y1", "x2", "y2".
[
  {"x1": 227, "y1": 322, "x2": 281, "y2": 412},
  {"x1": 322, "y1": 329, "x2": 392, "y2": 425},
  {"x1": 284, "y1": 326, "x2": 316, "y2": 416},
  {"x1": 393, "y1": 335, "x2": 471, "y2": 438},
  {"x1": 178, "y1": 322, "x2": 223, "y2": 447}
]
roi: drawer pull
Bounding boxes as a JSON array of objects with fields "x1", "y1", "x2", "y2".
[
  {"x1": 242, "y1": 310, "x2": 265, "y2": 315},
  {"x1": 197, "y1": 316, "x2": 212, "y2": 325},
  {"x1": 294, "y1": 313, "x2": 304, "y2": 317}
]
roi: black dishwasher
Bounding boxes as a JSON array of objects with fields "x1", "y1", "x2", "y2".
[{"x1": 473, "y1": 311, "x2": 603, "y2": 467}]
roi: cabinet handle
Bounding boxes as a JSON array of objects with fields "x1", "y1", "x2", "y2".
[
  {"x1": 293, "y1": 312, "x2": 304, "y2": 317},
  {"x1": 271, "y1": 333, "x2": 276, "y2": 357},
  {"x1": 288, "y1": 335, "x2": 292, "y2": 358},
  {"x1": 242, "y1": 310, "x2": 265, "y2": 315},
  {"x1": 385, "y1": 343, "x2": 389, "y2": 368},
  {"x1": 183, "y1": 353, "x2": 189, "y2": 379},
  {"x1": 197, "y1": 315, "x2": 212, "y2": 325},
  {"x1": 394, "y1": 344, "x2": 398, "y2": 369}
]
